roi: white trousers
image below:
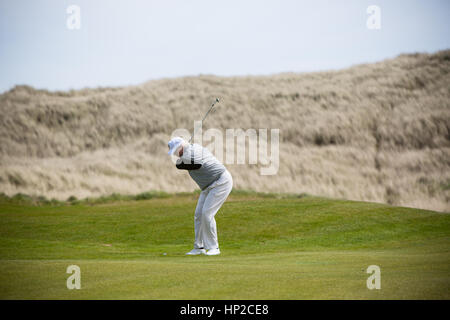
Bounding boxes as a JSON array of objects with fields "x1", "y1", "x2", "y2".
[{"x1": 194, "y1": 170, "x2": 233, "y2": 250}]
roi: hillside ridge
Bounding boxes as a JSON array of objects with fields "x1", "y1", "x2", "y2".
[{"x1": 1, "y1": 50, "x2": 449, "y2": 211}]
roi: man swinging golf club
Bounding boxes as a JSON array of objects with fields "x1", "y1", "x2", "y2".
[{"x1": 167, "y1": 99, "x2": 232, "y2": 256}]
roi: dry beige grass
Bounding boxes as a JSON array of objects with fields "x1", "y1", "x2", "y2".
[{"x1": 1, "y1": 50, "x2": 449, "y2": 211}]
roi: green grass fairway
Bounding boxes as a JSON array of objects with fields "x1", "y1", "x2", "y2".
[{"x1": 0, "y1": 192, "x2": 449, "y2": 299}]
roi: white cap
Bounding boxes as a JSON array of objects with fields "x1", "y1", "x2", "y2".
[{"x1": 167, "y1": 137, "x2": 185, "y2": 155}]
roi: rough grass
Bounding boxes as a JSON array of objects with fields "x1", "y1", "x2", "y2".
[
  {"x1": 0, "y1": 192, "x2": 448, "y2": 299},
  {"x1": 0, "y1": 51, "x2": 449, "y2": 211}
]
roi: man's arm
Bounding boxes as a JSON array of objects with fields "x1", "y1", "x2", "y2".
[{"x1": 176, "y1": 158, "x2": 201, "y2": 170}]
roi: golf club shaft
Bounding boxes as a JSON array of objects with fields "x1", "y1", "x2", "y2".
[{"x1": 189, "y1": 98, "x2": 220, "y2": 143}]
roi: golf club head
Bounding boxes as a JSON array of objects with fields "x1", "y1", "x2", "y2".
[{"x1": 211, "y1": 98, "x2": 220, "y2": 112}]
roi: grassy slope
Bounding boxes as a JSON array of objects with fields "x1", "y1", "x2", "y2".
[
  {"x1": 0, "y1": 193, "x2": 448, "y2": 299},
  {"x1": 1, "y1": 51, "x2": 449, "y2": 211}
]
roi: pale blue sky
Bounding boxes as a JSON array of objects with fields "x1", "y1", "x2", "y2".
[{"x1": 0, "y1": 0, "x2": 449, "y2": 93}]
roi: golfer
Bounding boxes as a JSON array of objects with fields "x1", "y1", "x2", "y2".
[{"x1": 168, "y1": 137, "x2": 232, "y2": 256}]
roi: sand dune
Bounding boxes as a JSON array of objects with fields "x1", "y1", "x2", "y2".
[{"x1": 1, "y1": 50, "x2": 449, "y2": 211}]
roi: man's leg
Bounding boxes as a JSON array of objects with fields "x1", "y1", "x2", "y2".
[
  {"x1": 194, "y1": 190, "x2": 208, "y2": 249},
  {"x1": 201, "y1": 171, "x2": 233, "y2": 251}
]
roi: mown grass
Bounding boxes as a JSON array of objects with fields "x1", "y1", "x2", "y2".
[{"x1": 0, "y1": 192, "x2": 448, "y2": 299}]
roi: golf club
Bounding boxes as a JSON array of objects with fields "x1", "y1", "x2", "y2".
[{"x1": 188, "y1": 98, "x2": 220, "y2": 143}]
